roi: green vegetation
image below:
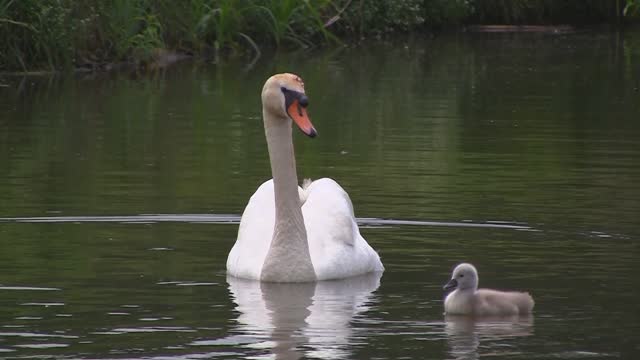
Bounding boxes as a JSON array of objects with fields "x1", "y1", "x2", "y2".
[
  {"x1": 1, "y1": 0, "x2": 639, "y2": 72},
  {"x1": 626, "y1": 0, "x2": 640, "y2": 16},
  {"x1": 0, "y1": 0, "x2": 337, "y2": 71}
]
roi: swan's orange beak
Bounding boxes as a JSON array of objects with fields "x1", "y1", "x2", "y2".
[{"x1": 287, "y1": 99, "x2": 316, "y2": 138}]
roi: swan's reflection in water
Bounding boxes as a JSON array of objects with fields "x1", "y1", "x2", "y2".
[
  {"x1": 227, "y1": 272, "x2": 382, "y2": 360},
  {"x1": 444, "y1": 315, "x2": 534, "y2": 360}
]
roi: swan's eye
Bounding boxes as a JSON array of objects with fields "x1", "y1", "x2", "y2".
[{"x1": 459, "y1": 274, "x2": 464, "y2": 278}]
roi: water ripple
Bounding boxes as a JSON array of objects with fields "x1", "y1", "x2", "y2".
[
  {"x1": 109, "y1": 327, "x2": 195, "y2": 334},
  {"x1": 0, "y1": 286, "x2": 61, "y2": 291},
  {"x1": 13, "y1": 343, "x2": 69, "y2": 349},
  {"x1": 0, "y1": 332, "x2": 78, "y2": 339},
  {"x1": 0, "y1": 214, "x2": 530, "y2": 230},
  {"x1": 20, "y1": 302, "x2": 64, "y2": 307}
]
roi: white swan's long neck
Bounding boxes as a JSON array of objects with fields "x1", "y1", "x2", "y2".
[{"x1": 260, "y1": 111, "x2": 315, "y2": 282}]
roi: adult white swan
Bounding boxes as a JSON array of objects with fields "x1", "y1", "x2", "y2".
[{"x1": 226, "y1": 73, "x2": 384, "y2": 282}]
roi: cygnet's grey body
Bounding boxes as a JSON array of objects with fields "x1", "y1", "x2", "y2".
[{"x1": 443, "y1": 263, "x2": 534, "y2": 316}]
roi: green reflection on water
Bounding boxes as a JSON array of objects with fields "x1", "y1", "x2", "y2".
[{"x1": 0, "y1": 30, "x2": 639, "y2": 359}]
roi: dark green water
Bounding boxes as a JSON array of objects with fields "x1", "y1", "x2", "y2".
[{"x1": 1, "y1": 30, "x2": 639, "y2": 359}]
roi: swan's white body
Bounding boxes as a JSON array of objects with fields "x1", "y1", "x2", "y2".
[
  {"x1": 226, "y1": 73, "x2": 383, "y2": 282},
  {"x1": 445, "y1": 288, "x2": 534, "y2": 316},
  {"x1": 227, "y1": 178, "x2": 384, "y2": 281}
]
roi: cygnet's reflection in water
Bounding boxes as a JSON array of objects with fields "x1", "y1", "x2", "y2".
[
  {"x1": 444, "y1": 315, "x2": 534, "y2": 360},
  {"x1": 227, "y1": 272, "x2": 382, "y2": 360}
]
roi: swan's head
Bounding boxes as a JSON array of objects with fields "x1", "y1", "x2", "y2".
[
  {"x1": 261, "y1": 73, "x2": 317, "y2": 138},
  {"x1": 444, "y1": 263, "x2": 478, "y2": 291}
]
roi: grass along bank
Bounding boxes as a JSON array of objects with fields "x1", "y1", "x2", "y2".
[
  {"x1": 1, "y1": 0, "x2": 337, "y2": 72},
  {"x1": 1, "y1": 0, "x2": 639, "y2": 72}
]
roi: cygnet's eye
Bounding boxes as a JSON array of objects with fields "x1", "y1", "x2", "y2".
[{"x1": 459, "y1": 274, "x2": 465, "y2": 278}]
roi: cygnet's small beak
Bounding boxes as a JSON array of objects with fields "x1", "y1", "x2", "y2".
[
  {"x1": 284, "y1": 89, "x2": 317, "y2": 138},
  {"x1": 443, "y1": 278, "x2": 458, "y2": 291}
]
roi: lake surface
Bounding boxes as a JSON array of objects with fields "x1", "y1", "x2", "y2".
[{"x1": 1, "y1": 29, "x2": 639, "y2": 359}]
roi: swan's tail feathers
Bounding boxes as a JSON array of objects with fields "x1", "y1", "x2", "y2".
[
  {"x1": 517, "y1": 292, "x2": 535, "y2": 314},
  {"x1": 302, "y1": 178, "x2": 313, "y2": 190}
]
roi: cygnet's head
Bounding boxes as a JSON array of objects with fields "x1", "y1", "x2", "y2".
[
  {"x1": 261, "y1": 73, "x2": 316, "y2": 137},
  {"x1": 443, "y1": 263, "x2": 479, "y2": 291}
]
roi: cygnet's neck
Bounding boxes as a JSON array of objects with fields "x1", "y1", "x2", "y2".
[
  {"x1": 260, "y1": 111, "x2": 315, "y2": 282},
  {"x1": 458, "y1": 281, "x2": 478, "y2": 293},
  {"x1": 456, "y1": 286, "x2": 476, "y2": 294}
]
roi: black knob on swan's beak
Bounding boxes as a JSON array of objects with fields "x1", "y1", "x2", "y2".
[{"x1": 299, "y1": 95, "x2": 309, "y2": 107}]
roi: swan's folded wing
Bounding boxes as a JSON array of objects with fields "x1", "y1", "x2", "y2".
[
  {"x1": 302, "y1": 178, "x2": 356, "y2": 247},
  {"x1": 226, "y1": 179, "x2": 276, "y2": 280},
  {"x1": 475, "y1": 289, "x2": 533, "y2": 316},
  {"x1": 302, "y1": 178, "x2": 383, "y2": 279}
]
